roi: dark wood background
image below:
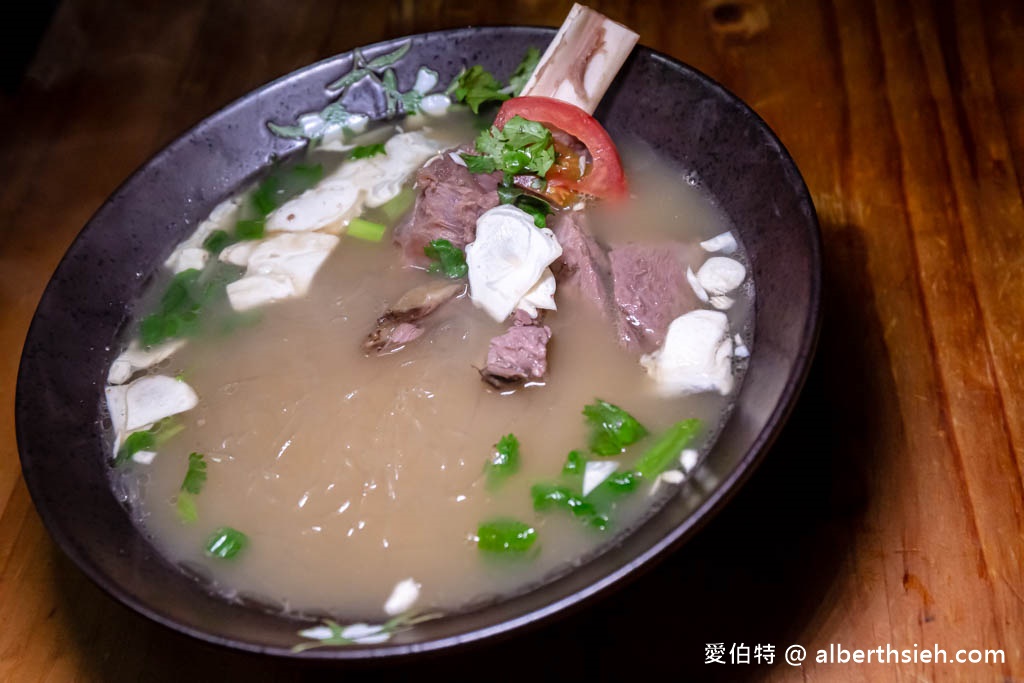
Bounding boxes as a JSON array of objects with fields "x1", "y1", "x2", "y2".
[{"x1": 1, "y1": 1, "x2": 1022, "y2": 680}]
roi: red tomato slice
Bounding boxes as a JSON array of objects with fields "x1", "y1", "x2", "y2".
[{"x1": 494, "y1": 96, "x2": 628, "y2": 201}]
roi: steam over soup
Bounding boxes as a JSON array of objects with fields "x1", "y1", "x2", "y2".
[{"x1": 105, "y1": 88, "x2": 752, "y2": 623}]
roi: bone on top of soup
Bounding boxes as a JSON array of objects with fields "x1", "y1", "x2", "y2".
[{"x1": 104, "y1": 83, "x2": 752, "y2": 622}]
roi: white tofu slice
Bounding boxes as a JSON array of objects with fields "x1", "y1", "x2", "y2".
[
  {"x1": 700, "y1": 231, "x2": 738, "y2": 254},
  {"x1": 517, "y1": 267, "x2": 557, "y2": 318},
  {"x1": 218, "y1": 240, "x2": 259, "y2": 267},
  {"x1": 582, "y1": 460, "x2": 619, "y2": 497},
  {"x1": 226, "y1": 232, "x2": 339, "y2": 312},
  {"x1": 164, "y1": 247, "x2": 209, "y2": 275},
  {"x1": 105, "y1": 374, "x2": 198, "y2": 455},
  {"x1": 266, "y1": 184, "x2": 365, "y2": 234},
  {"x1": 696, "y1": 256, "x2": 746, "y2": 296},
  {"x1": 466, "y1": 205, "x2": 563, "y2": 322},
  {"x1": 107, "y1": 339, "x2": 187, "y2": 385},
  {"x1": 383, "y1": 578, "x2": 421, "y2": 616},
  {"x1": 330, "y1": 131, "x2": 444, "y2": 208},
  {"x1": 640, "y1": 310, "x2": 734, "y2": 396},
  {"x1": 685, "y1": 266, "x2": 709, "y2": 303},
  {"x1": 163, "y1": 197, "x2": 240, "y2": 270}
]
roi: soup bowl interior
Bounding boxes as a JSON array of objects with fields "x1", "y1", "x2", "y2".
[{"x1": 16, "y1": 26, "x2": 820, "y2": 658}]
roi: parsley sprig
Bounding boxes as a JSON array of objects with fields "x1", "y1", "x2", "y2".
[{"x1": 176, "y1": 452, "x2": 207, "y2": 523}]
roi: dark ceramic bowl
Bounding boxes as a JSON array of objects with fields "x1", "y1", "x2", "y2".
[{"x1": 16, "y1": 27, "x2": 820, "y2": 658}]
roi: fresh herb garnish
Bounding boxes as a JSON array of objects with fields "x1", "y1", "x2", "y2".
[
  {"x1": 251, "y1": 163, "x2": 324, "y2": 216},
  {"x1": 464, "y1": 115, "x2": 555, "y2": 178},
  {"x1": 634, "y1": 419, "x2": 702, "y2": 480},
  {"x1": 424, "y1": 238, "x2": 468, "y2": 278},
  {"x1": 562, "y1": 449, "x2": 586, "y2": 475},
  {"x1": 507, "y1": 46, "x2": 540, "y2": 96},
  {"x1": 484, "y1": 434, "x2": 520, "y2": 486},
  {"x1": 139, "y1": 263, "x2": 244, "y2": 346},
  {"x1": 350, "y1": 143, "x2": 386, "y2": 160},
  {"x1": 180, "y1": 452, "x2": 207, "y2": 494},
  {"x1": 449, "y1": 65, "x2": 509, "y2": 114},
  {"x1": 235, "y1": 218, "x2": 265, "y2": 241},
  {"x1": 176, "y1": 452, "x2": 207, "y2": 523},
  {"x1": 582, "y1": 399, "x2": 649, "y2": 456},
  {"x1": 113, "y1": 418, "x2": 184, "y2": 466},
  {"x1": 496, "y1": 183, "x2": 553, "y2": 228},
  {"x1": 202, "y1": 229, "x2": 233, "y2": 254},
  {"x1": 602, "y1": 470, "x2": 639, "y2": 494},
  {"x1": 476, "y1": 519, "x2": 537, "y2": 554},
  {"x1": 531, "y1": 483, "x2": 596, "y2": 518},
  {"x1": 347, "y1": 217, "x2": 387, "y2": 242},
  {"x1": 251, "y1": 176, "x2": 280, "y2": 216},
  {"x1": 205, "y1": 526, "x2": 248, "y2": 560},
  {"x1": 448, "y1": 47, "x2": 540, "y2": 112}
]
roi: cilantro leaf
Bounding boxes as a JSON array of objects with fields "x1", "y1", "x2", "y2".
[
  {"x1": 508, "y1": 47, "x2": 540, "y2": 96},
  {"x1": 485, "y1": 434, "x2": 520, "y2": 486},
  {"x1": 350, "y1": 143, "x2": 386, "y2": 160},
  {"x1": 424, "y1": 239, "x2": 468, "y2": 279},
  {"x1": 470, "y1": 116, "x2": 555, "y2": 178},
  {"x1": 180, "y1": 452, "x2": 207, "y2": 495},
  {"x1": 582, "y1": 399, "x2": 649, "y2": 455},
  {"x1": 562, "y1": 449, "x2": 587, "y2": 475},
  {"x1": 176, "y1": 493, "x2": 198, "y2": 524},
  {"x1": 461, "y1": 153, "x2": 498, "y2": 174},
  {"x1": 113, "y1": 418, "x2": 184, "y2": 466},
  {"x1": 450, "y1": 65, "x2": 510, "y2": 114},
  {"x1": 496, "y1": 183, "x2": 553, "y2": 228}
]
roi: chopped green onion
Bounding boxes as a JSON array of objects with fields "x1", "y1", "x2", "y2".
[
  {"x1": 202, "y1": 229, "x2": 233, "y2": 254},
  {"x1": 289, "y1": 163, "x2": 324, "y2": 190},
  {"x1": 476, "y1": 519, "x2": 537, "y2": 554},
  {"x1": 424, "y1": 238, "x2": 468, "y2": 279},
  {"x1": 582, "y1": 399, "x2": 649, "y2": 456},
  {"x1": 349, "y1": 143, "x2": 386, "y2": 159},
  {"x1": 251, "y1": 176, "x2": 280, "y2": 216},
  {"x1": 379, "y1": 187, "x2": 415, "y2": 222},
  {"x1": 562, "y1": 450, "x2": 586, "y2": 476},
  {"x1": 484, "y1": 434, "x2": 520, "y2": 486},
  {"x1": 634, "y1": 419, "x2": 702, "y2": 480},
  {"x1": 205, "y1": 526, "x2": 248, "y2": 560},
  {"x1": 235, "y1": 218, "x2": 265, "y2": 241},
  {"x1": 347, "y1": 217, "x2": 387, "y2": 242}
]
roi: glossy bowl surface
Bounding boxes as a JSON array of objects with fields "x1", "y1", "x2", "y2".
[{"x1": 16, "y1": 26, "x2": 820, "y2": 658}]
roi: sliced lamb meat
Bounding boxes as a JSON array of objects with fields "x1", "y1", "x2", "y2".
[
  {"x1": 549, "y1": 210, "x2": 615, "y2": 318},
  {"x1": 364, "y1": 282, "x2": 465, "y2": 354},
  {"x1": 481, "y1": 316, "x2": 552, "y2": 389},
  {"x1": 393, "y1": 152, "x2": 502, "y2": 266},
  {"x1": 608, "y1": 243, "x2": 701, "y2": 353}
]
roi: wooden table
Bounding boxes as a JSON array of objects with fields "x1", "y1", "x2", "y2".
[{"x1": 2, "y1": 1, "x2": 1021, "y2": 680}]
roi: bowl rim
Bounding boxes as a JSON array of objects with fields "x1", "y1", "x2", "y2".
[{"x1": 16, "y1": 24, "x2": 822, "y2": 659}]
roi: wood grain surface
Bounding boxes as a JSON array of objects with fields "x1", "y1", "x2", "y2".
[{"x1": 1, "y1": 0, "x2": 1022, "y2": 680}]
